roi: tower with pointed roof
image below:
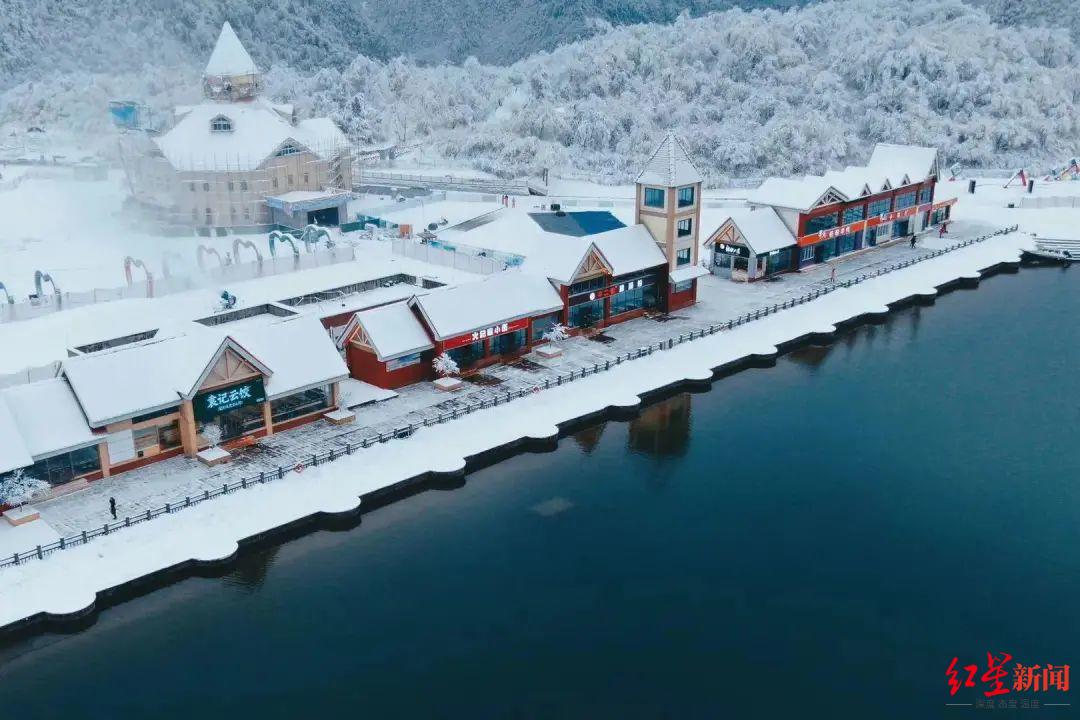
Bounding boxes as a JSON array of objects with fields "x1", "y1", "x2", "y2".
[
  {"x1": 203, "y1": 22, "x2": 262, "y2": 102},
  {"x1": 635, "y1": 134, "x2": 704, "y2": 310}
]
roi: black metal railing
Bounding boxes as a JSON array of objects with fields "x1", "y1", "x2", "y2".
[{"x1": 0, "y1": 225, "x2": 1018, "y2": 570}]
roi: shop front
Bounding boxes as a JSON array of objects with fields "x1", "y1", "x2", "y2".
[
  {"x1": 565, "y1": 269, "x2": 662, "y2": 329},
  {"x1": 443, "y1": 318, "x2": 531, "y2": 370},
  {"x1": 704, "y1": 209, "x2": 797, "y2": 282},
  {"x1": 192, "y1": 377, "x2": 268, "y2": 443}
]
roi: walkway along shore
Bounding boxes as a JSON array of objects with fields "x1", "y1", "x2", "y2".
[{"x1": 0, "y1": 225, "x2": 1030, "y2": 635}]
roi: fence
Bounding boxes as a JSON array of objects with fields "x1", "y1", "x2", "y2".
[
  {"x1": 1016, "y1": 196, "x2": 1080, "y2": 209},
  {"x1": 355, "y1": 170, "x2": 540, "y2": 196},
  {"x1": 391, "y1": 237, "x2": 503, "y2": 275},
  {"x1": 0, "y1": 225, "x2": 1019, "y2": 571},
  {"x1": 0, "y1": 245, "x2": 363, "y2": 325}
]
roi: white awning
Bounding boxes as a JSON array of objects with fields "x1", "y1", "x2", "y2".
[{"x1": 669, "y1": 265, "x2": 710, "y2": 284}]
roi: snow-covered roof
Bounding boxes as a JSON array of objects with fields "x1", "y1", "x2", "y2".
[
  {"x1": 0, "y1": 379, "x2": 98, "y2": 460},
  {"x1": 341, "y1": 302, "x2": 434, "y2": 361},
  {"x1": 227, "y1": 317, "x2": 348, "y2": 400},
  {"x1": 155, "y1": 99, "x2": 346, "y2": 172},
  {"x1": 706, "y1": 207, "x2": 796, "y2": 255},
  {"x1": 411, "y1": 272, "x2": 563, "y2": 341},
  {"x1": 669, "y1": 265, "x2": 710, "y2": 284},
  {"x1": 748, "y1": 177, "x2": 849, "y2": 213},
  {"x1": 636, "y1": 133, "x2": 703, "y2": 187},
  {"x1": 748, "y1": 143, "x2": 939, "y2": 213},
  {"x1": 438, "y1": 208, "x2": 664, "y2": 285},
  {"x1": 0, "y1": 397, "x2": 33, "y2": 475},
  {"x1": 868, "y1": 143, "x2": 939, "y2": 186},
  {"x1": 205, "y1": 22, "x2": 259, "y2": 77},
  {"x1": 63, "y1": 337, "x2": 190, "y2": 427},
  {"x1": 591, "y1": 225, "x2": 667, "y2": 277},
  {"x1": 62, "y1": 317, "x2": 346, "y2": 426}
]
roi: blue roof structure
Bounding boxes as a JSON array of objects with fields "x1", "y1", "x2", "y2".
[{"x1": 528, "y1": 211, "x2": 626, "y2": 237}]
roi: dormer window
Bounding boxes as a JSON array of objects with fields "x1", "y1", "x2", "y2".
[
  {"x1": 210, "y1": 115, "x2": 233, "y2": 133},
  {"x1": 276, "y1": 143, "x2": 300, "y2": 157}
]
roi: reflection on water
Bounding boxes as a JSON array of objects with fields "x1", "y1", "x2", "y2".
[
  {"x1": 786, "y1": 344, "x2": 833, "y2": 368},
  {"x1": 571, "y1": 423, "x2": 607, "y2": 454},
  {"x1": 628, "y1": 393, "x2": 692, "y2": 457},
  {"x1": 221, "y1": 547, "x2": 281, "y2": 592}
]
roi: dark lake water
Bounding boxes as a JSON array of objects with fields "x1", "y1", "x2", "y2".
[{"x1": 1, "y1": 267, "x2": 1078, "y2": 718}]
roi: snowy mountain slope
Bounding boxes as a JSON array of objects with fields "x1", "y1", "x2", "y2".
[{"x1": 3, "y1": 0, "x2": 1078, "y2": 182}]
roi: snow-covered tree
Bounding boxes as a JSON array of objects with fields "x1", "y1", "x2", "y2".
[
  {"x1": 0, "y1": 469, "x2": 49, "y2": 507},
  {"x1": 433, "y1": 352, "x2": 460, "y2": 377},
  {"x1": 201, "y1": 423, "x2": 223, "y2": 449},
  {"x1": 542, "y1": 323, "x2": 570, "y2": 343}
]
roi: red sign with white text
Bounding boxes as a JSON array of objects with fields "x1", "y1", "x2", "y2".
[
  {"x1": 442, "y1": 317, "x2": 530, "y2": 350},
  {"x1": 797, "y1": 197, "x2": 956, "y2": 247}
]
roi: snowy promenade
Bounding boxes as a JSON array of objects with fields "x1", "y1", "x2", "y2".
[{"x1": 0, "y1": 221, "x2": 1031, "y2": 631}]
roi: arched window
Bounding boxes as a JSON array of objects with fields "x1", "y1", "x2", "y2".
[{"x1": 210, "y1": 115, "x2": 233, "y2": 132}]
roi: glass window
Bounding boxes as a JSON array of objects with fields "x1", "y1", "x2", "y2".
[
  {"x1": 240, "y1": 180, "x2": 248, "y2": 191},
  {"x1": 227, "y1": 181, "x2": 234, "y2": 192},
  {"x1": 21, "y1": 446, "x2": 102, "y2": 487},
  {"x1": 492, "y1": 329, "x2": 526, "y2": 355},
  {"x1": 276, "y1": 143, "x2": 300, "y2": 157},
  {"x1": 569, "y1": 276, "x2": 606, "y2": 296},
  {"x1": 838, "y1": 232, "x2": 859, "y2": 254},
  {"x1": 801, "y1": 245, "x2": 815, "y2": 262},
  {"x1": 676, "y1": 247, "x2": 691, "y2": 266},
  {"x1": 189, "y1": 182, "x2": 196, "y2": 192},
  {"x1": 868, "y1": 198, "x2": 891, "y2": 217},
  {"x1": 644, "y1": 187, "x2": 665, "y2": 208},
  {"x1": 673, "y1": 280, "x2": 694, "y2": 293},
  {"x1": 272, "y1": 177, "x2": 279, "y2": 189},
  {"x1": 531, "y1": 313, "x2": 559, "y2": 340},
  {"x1": 210, "y1": 115, "x2": 233, "y2": 132},
  {"x1": 804, "y1": 213, "x2": 838, "y2": 234},
  {"x1": 677, "y1": 218, "x2": 692, "y2": 237},
  {"x1": 271, "y1": 385, "x2": 331, "y2": 423},
  {"x1": 842, "y1": 205, "x2": 864, "y2": 224},
  {"x1": 288, "y1": 174, "x2": 294, "y2": 186},
  {"x1": 677, "y1": 186, "x2": 695, "y2": 207},
  {"x1": 303, "y1": 173, "x2": 310, "y2": 184},
  {"x1": 448, "y1": 340, "x2": 485, "y2": 368},
  {"x1": 895, "y1": 192, "x2": 916, "y2": 210},
  {"x1": 204, "y1": 208, "x2": 213, "y2": 225},
  {"x1": 766, "y1": 248, "x2": 792, "y2": 274},
  {"x1": 243, "y1": 207, "x2": 251, "y2": 220},
  {"x1": 918, "y1": 187, "x2": 933, "y2": 205},
  {"x1": 202, "y1": 182, "x2": 210, "y2": 192},
  {"x1": 610, "y1": 286, "x2": 645, "y2": 316},
  {"x1": 569, "y1": 299, "x2": 603, "y2": 328}
]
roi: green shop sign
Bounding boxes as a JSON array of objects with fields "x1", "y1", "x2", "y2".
[{"x1": 193, "y1": 378, "x2": 266, "y2": 422}]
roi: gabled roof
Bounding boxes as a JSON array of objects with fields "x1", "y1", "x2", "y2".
[
  {"x1": 705, "y1": 207, "x2": 796, "y2": 255},
  {"x1": 591, "y1": 225, "x2": 668, "y2": 276},
  {"x1": 868, "y1": 143, "x2": 939, "y2": 186},
  {"x1": 339, "y1": 302, "x2": 434, "y2": 362},
  {"x1": 180, "y1": 337, "x2": 272, "y2": 399},
  {"x1": 636, "y1": 133, "x2": 703, "y2": 187},
  {"x1": 1, "y1": 379, "x2": 98, "y2": 460},
  {"x1": 410, "y1": 273, "x2": 563, "y2": 341},
  {"x1": 0, "y1": 396, "x2": 33, "y2": 475},
  {"x1": 205, "y1": 22, "x2": 259, "y2": 77},
  {"x1": 748, "y1": 177, "x2": 851, "y2": 213},
  {"x1": 155, "y1": 99, "x2": 346, "y2": 172}
]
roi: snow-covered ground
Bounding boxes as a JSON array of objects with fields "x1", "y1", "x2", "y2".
[{"x1": 0, "y1": 211, "x2": 1034, "y2": 629}]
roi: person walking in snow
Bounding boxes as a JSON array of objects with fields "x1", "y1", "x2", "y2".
[
  {"x1": 830, "y1": 267, "x2": 836, "y2": 283},
  {"x1": 109, "y1": 497, "x2": 117, "y2": 520},
  {"x1": 910, "y1": 234, "x2": 917, "y2": 249}
]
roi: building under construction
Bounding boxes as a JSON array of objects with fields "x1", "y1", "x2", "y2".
[{"x1": 120, "y1": 22, "x2": 353, "y2": 232}]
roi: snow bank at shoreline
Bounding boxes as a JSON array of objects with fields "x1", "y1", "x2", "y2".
[{"x1": 0, "y1": 229, "x2": 1031, "y2": 631}]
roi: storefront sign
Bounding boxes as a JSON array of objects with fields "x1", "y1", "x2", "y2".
[
  {"x1": 443, "y1": 318, "x2": 530, "y2": 351},
  {"x1": 798, "y1": 201, "x2": 941, "y2": 246},
  {"x1": 714, "y1": 242, "x2": 750, "y2": 257},
  {"x1": 194, "y1": 378, "x2": 266, "y2": 422}
]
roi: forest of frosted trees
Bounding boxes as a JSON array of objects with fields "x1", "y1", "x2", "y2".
[{"x1": 2, "y1": 0, "x2": 1079, "y2": 184}]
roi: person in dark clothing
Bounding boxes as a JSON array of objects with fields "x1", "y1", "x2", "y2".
[
  {"x1": 910, "y1": 234, "x2": 917, "y2": 249},
  {"x1": 109, "y1": 497, "x2": 117, "y2": 520}
]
